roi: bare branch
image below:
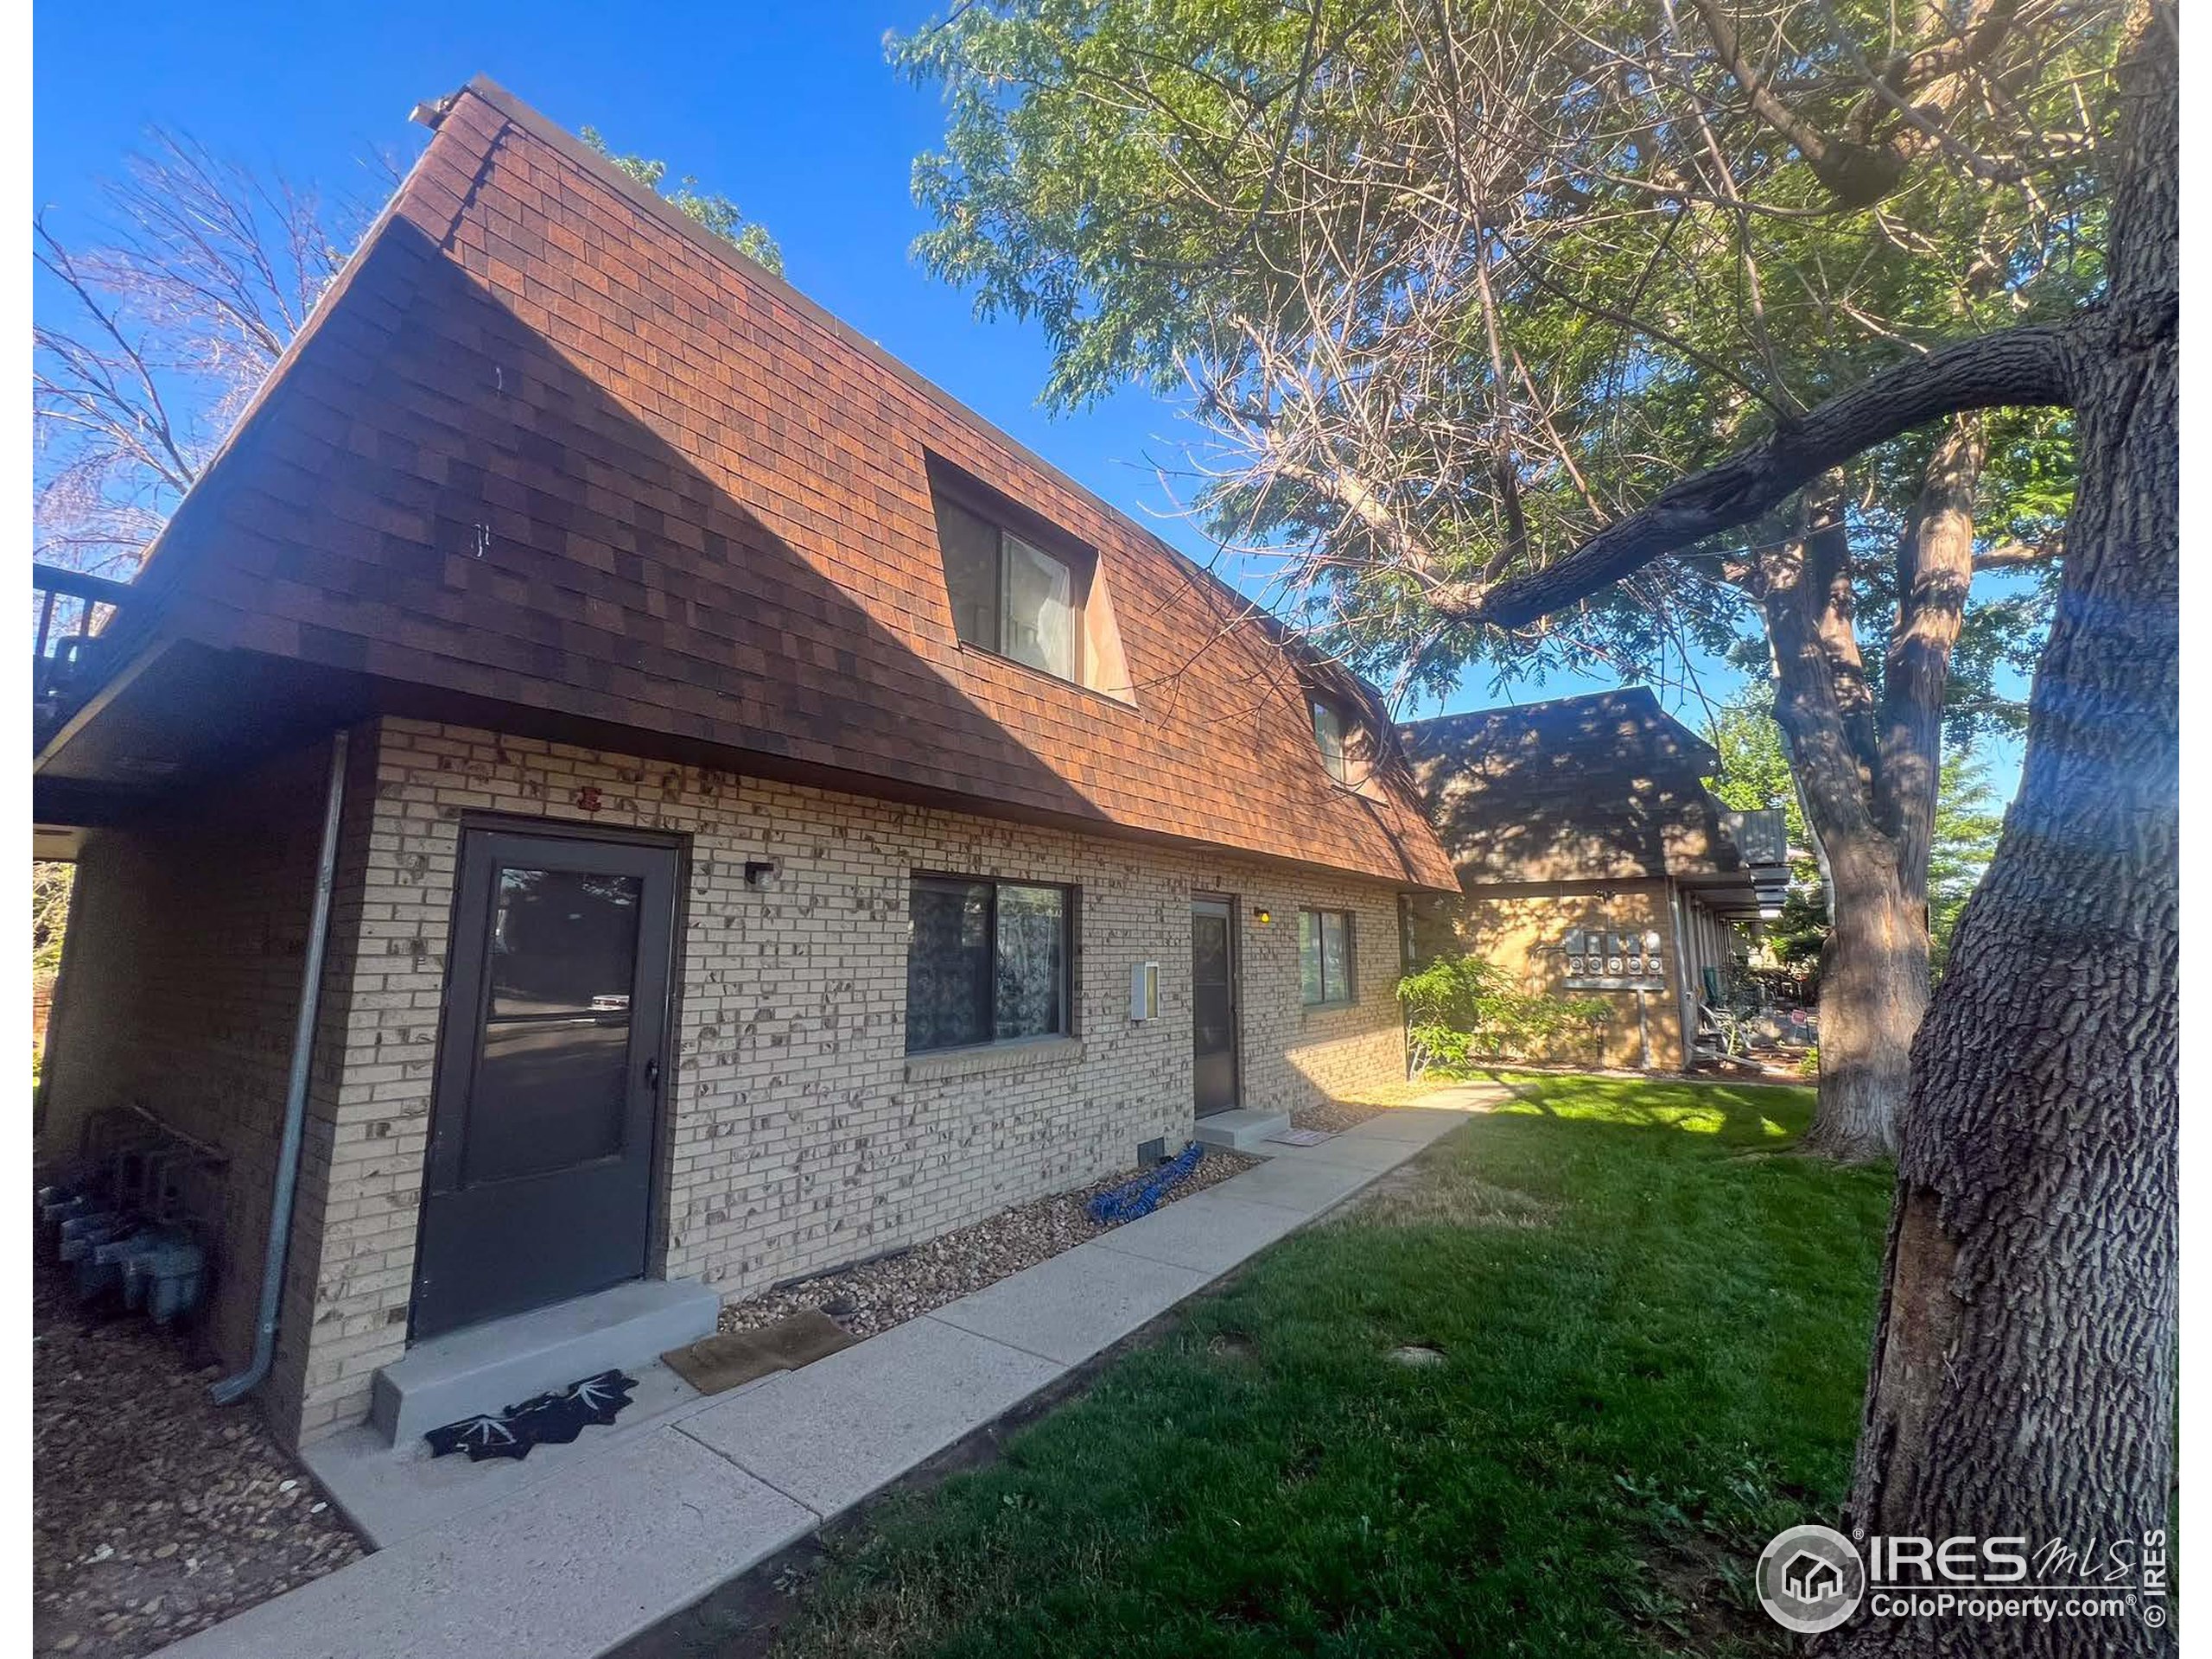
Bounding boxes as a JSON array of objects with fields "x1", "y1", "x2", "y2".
[{"x1": 31, "y1": 125, "x2": 371, "y2": 572}]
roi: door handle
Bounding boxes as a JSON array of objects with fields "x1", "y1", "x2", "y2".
[{"x1": 645, "y1": 1057, "x2": 661, "y2": 1092}]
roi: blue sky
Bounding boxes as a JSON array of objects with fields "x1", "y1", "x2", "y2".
[{"x1": 32, "y1": 0, "x2": 2023, "y2": 794}]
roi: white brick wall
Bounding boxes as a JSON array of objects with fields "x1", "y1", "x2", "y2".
[{"x1": 236, "y1": 717, "x2": 1411, "y2": 1446}]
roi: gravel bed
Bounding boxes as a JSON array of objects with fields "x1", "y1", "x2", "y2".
[
  {"x1": 34, "y1": 1274, "x2": 365, "y2": 1659},
  {"x1": 1290, "y1": 1099, "x2": 1389, "y2": 1134},
  {"x1": 721, "y1": 1148, "x2": 1260, "y2": 1340}
]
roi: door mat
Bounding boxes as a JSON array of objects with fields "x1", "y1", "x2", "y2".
[
  {"x1": 1265, "y1": 1128, "x2": 1334, "y2": 1147},
  {"x1": 661, "y1": 1308, "x2": 856, "y2": 1395},
  {"x1": 424, "y1": 1369, "x2": 639, "y2": 1462}
]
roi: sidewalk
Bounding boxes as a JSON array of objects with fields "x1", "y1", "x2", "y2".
[{"x1": 155, "y1": 1087, "x2": 1502, "y2": 1659}]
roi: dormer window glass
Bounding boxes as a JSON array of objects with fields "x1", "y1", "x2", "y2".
[
  {"x1": 935, "y1": 495, "x2": 1079, "y2": 683},
  {"x1": 1311, "y1": 698, "x2": 1351, "y2": 785}
]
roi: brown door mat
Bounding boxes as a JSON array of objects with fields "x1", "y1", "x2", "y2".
[{"x1": 661, "y1": 1309, "x2": 856, "y2": 1395}]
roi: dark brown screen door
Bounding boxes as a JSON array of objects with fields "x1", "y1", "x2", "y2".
[
  {"x1": 1192, "y1": 897, "x2": 1239, "y2": 1116},
  {"x1": 412, "y1": 829, "x2": 677, "y2": 1340}
]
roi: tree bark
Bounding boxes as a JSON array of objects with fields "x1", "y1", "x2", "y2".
[
  {"x1": 1878, "y1": 418, "x2": 1986, "y2": 907},
  {"x1": 1799, "y1": 833, "x2": 1927, "y2": 1162},
  {"x1": 1832, "y1": 12, "x2": 2177, "y2": 1655},
  {"x1": 1756, "y1": 489, "x2": 1926, "y2": 1162}
]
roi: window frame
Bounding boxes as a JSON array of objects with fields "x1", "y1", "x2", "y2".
[
  {"x1": 904, "y1": 872, "x2": 1079, "y2": 1054},
  {"x1": 1309, "y1": 696, "x2": 1353, "y2": 786},
  {"x1": 1299, "y1": 906, "x2": 1358, "y2": 1008},
  {"x1": 927, "y1": 472, "x2": 1090, "y2": 687}
]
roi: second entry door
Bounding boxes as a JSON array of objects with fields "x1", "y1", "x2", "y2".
[{"x1": 1192, "y1": 897, "x2": 1239, "y2": 1116}]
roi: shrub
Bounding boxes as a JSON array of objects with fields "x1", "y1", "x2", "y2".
[{"x1": 1397, "y1": 955, "x2": 1611, "y2": 1072}]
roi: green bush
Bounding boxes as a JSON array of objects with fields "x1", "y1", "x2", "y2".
[{"x1": 1397, "y1": 954, "x2": 1611, "y2": 1072}]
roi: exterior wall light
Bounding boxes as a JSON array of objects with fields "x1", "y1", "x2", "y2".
[
  {"x1": 1252, "y1": 907, "x2": 1273, "y2": 925},
  {"x1": 743, "y1": 859, "x2": 781, "y2": 891}
]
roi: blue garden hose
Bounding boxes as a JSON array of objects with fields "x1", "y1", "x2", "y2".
[{"x1": 1088, "y1": 1142, "x2": 1205, "y2": 1226}]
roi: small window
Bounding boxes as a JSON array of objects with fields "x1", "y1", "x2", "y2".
[
  {"x1": 906, "y1": 875, "x2": 1074, "y2": 1052},
  {"x1": 1299, "y1": 908, "x2": 1356, "y2": 1006},
  {"x1": 1311, "y1": 699, "x2": 1351, "y2": 785},
  {"x1": 933, "y1": 495, "x2": 1080, "y2": 683}
]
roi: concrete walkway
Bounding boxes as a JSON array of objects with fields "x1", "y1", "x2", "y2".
[{"x1": 156, "y1": 1088, "x2": 1503, "y2": 1659}]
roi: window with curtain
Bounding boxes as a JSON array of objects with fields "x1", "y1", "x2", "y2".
[
  {"x1": 930, "y1": 493, "x2": 1081, "y2": 683},
  {"x1": 1299, "y1": 908, "x2": 1356, "y2": 1006},
  {"x1": 906, "y1": 876, "x2": 1073, "y2": 1052}
]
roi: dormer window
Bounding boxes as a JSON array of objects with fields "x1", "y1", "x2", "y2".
[
  {"x1": 935, "y1": 494, "x2": 1080, "y2": 683},
  {"x1": 1311, "y1": 698, "x2": 1352, "y2": 785}
]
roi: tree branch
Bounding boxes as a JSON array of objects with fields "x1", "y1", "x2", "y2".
[
  {"x1": 1477, "y1": 321, "x2": 2075, "y2": 628},
  {"x1": 1971, "y1": 538, "x2": 2062, "y2": 571}
]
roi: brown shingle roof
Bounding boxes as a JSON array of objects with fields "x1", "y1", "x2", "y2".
[
  {"x1": 94, "y1": 78, "x2": 1452, "y2": 892},
  {"x1": 1402, "y1": 689, "x2": 1744, "y2": 884}
]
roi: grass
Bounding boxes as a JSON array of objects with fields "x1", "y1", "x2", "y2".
[{"x1": 766, "y1": 1076, "x2": 1891, "y2": 1659}]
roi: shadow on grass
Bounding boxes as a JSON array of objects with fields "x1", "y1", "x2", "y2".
[{"x1": 1467, "y1": 1068, "x2": 1821, "y2": 1153}]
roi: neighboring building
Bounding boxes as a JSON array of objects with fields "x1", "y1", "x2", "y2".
[
  {"x1": 32, "y1": 79, "x2": 1457, "y2": 1453},
  {"x1": 1401, "y1": 690, "x2": 1789, "y2": 1072}
]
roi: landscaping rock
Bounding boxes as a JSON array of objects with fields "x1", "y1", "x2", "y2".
[
  {"x1": 33, "y1": 1274, "x2": 365, "y2": 1659},
  {"x1": 721, "y1": 1149, "x2": 1258, "y2": 1341}
]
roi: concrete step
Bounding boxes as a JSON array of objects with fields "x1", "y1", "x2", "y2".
[
  {"x1": 369, "y1": 1279, "x2": 720, "y2": 1446},
  {"x1": 1192, "y1": 1109, "x2": 1293, "y2": 1153}
]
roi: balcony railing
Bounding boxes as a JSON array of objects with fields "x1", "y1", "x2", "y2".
[{"x1": 34, "y1": 563, "x2": 137, "y2": 730}]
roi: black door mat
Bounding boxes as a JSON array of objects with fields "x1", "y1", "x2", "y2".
[
  {"x1": 661, "y1": 1309, "x2": 855, "y2": 1395},
  {"x1": 423, "y1": 1369, "x2": 639, "y2": 1462}
]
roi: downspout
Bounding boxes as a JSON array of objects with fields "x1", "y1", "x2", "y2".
[{"x1": 211, "y1": 728, "x2": 350, "y2": 1407}]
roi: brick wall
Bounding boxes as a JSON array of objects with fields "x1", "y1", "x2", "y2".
[
  {"x1": 283, "y1": 717, "x2": 1409, "y2": 1446},
  {"x1": 1407, "y1": 878, "x2": 1686, "y2": 1071},
  {"x1": 37, "y1": 740, "x2": 352, "y2": 1404}
]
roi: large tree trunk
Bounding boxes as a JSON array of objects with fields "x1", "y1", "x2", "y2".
[
  {"x1": 1758, "y1": 490, "x2": 1931, "y2": 1162},
  {"x1": 1878, "y1": 417, "x2": 1985, "y2": 908},
  {"x1": 1799, "y1": 834, "x2": 1926, "y2": 1161},
  {"x1": 1796, "y1": 419, "x2": 1981, "y2": 1160},
  {"x1": 1834, "y1": 15, "x2": 2177, "y2": 1655}
]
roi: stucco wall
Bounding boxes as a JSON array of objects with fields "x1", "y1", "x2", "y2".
[{"x1": 280, "y1": 717, "x2": 1410, "y2": 1446}]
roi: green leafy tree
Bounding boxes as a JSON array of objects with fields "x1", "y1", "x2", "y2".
[
  {"x1": 1924, "y1": 753, "x2": 2005, "y2": 980},
  {"x1": 1710, "y1": 690, "x2": 2005, "y2": 984},
  {"x1": 1707, "y1": 693, "x2": 1827, "y2": 976},
  {"x1": 892, "y1": 0, "x2": 2104, "y2": 1163},
  {"x1": 1396, "y1": 954, "x2": 1609, "y2": 1072},
  {"x1": 901, "y1": 5, "x2": 2176, "y2": 1600},
  {"x1": 579, "y1": 128, "x2": 783, "y2": 276}
]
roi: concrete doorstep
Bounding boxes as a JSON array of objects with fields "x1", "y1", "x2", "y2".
[{"x1": 153, "y1": 1100, "x2": 1478, "y2": 1659}]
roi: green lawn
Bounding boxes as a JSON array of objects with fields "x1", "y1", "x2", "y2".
[{"x1": 770, "y1": 1077, "x2": 1891, "y2": 1659}]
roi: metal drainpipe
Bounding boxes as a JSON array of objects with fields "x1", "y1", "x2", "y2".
[{"x1": 211, "y1": 728, "x2": 350, "y2": 1407}]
